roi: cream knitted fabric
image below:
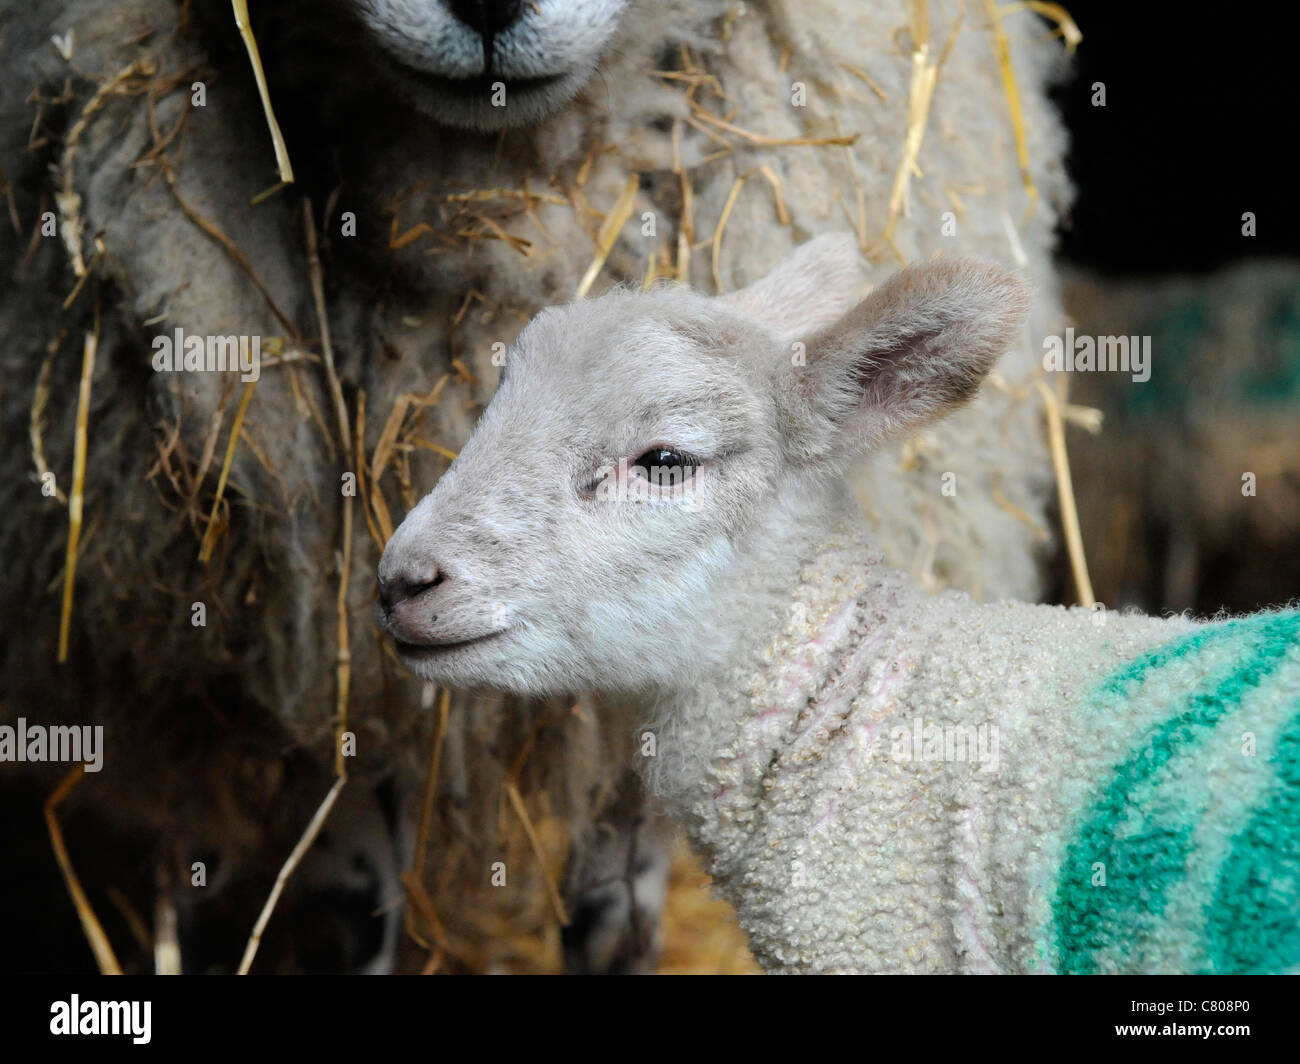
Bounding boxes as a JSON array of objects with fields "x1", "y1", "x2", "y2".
[{"x1": 652, "y1": 523, "x2": 1300, "y2": 973}]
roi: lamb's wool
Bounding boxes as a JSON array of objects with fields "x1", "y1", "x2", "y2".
[{"x1": 658, "y1": 520, "x2": 1300, "y2": 973}]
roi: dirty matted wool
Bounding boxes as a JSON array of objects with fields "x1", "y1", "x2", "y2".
[{"x1": 1, "y1": 0, "x2": 1071, "y2": 968}]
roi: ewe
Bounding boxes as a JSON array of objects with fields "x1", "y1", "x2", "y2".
[{"x1": 380, "y1": 234, "x2": 1300, "y2": 974}]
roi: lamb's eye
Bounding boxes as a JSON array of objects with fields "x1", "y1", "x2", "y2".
[{"x1": 632, "y1": 448, "x2": 699, "y2": 487}]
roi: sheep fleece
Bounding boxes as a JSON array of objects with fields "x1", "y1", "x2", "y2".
[{"x1": 664, "y1": 525, "x2": 1300, "y2": 974}]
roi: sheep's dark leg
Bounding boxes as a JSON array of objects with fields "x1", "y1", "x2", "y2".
[
  {"x1": 561, "y1": 770, "x2": 673, "y2": 975},
  {"x1": 169, "y1": 776, "x2": 406, "y2": 975},
  {"x1": 264, "y1": 777, "x2": 406, "y2": 975}
]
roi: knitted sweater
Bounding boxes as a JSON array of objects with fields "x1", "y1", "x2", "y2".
[{"x1": 654, "y1": 525, "x2": 1300, "y2": 974}]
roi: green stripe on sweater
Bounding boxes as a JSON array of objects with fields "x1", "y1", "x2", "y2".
[
  {"x1": 1052, "y1": 611, "x2": 1300, "y2": 974},
  {"x1": 1201, "y1": 704, "x2": 1300, "y2": 973}
]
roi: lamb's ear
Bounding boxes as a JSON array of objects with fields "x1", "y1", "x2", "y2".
[
  {"x1": 719, "y1": 232, "x2": 864, "y2": 341},
  {"x1": 777, "y1": 258, "x2": 1029, "y2": 461}
]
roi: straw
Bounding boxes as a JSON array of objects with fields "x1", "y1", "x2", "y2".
[
  {"x1": 1037, "y1": 377, "x2": 1095, "y2": 606},
  {"x1": 504, "y1": 781, "x2": 569, "y2": 927},
  {"x1": 57, "y1": 328, "x2": 97, "y2": 661},
  {"x1": 197, "y1": 379, "x2": 256, "y2": 564},
  {"x1": 574, "y1": 173, "x2": 640, "y2": 299},
  {"x1": 46, "y1": 766, "x2": 123, "y2": 974},
  {"x1": 231, "y1": 0, "x2": 294, "y2": 185},
  {"x1": 985, "y1": 0, "x2": 1038, "y2": 217},
  {"x1": 237, "y1": 777, "x2": 345, "y2": 974}
]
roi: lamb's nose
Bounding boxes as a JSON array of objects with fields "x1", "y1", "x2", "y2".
[
  {"x1": 448, "y1": 0, "x2": 525, "y2": 43},
  {"x1": 378, "y1": 570, "x2": 445, "y2": 614}
]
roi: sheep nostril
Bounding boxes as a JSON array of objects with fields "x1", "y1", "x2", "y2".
[
  {"x1": 379, "y1": 570, "x2": 444, "y2": 613},
  {"x1": 447, "y1": 0, "x2": 525, "y2": 39}
]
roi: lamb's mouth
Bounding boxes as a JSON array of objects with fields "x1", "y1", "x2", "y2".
[{"x1": 393, "y1": 629, "x2": 511, "y2": 657}]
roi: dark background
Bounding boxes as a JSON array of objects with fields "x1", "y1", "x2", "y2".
[
  {"x1": 1053, "y1": 1, "x2": 1298, "y2": 275},
  {"x1": 1041, "y1": 3, "x2": 1300, "y2": 619}
]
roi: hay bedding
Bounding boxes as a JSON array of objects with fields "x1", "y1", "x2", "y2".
[{"x1": 0, "y1": 0, "x2": 1077, "y2": 972}]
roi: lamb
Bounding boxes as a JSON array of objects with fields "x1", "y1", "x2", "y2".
[
  {"x1": 379, "y1": 233, "x2": 1300, "y2": 974},
  {"x1": 2, "y1": 0, "x2": 1072, "y2": 970}
]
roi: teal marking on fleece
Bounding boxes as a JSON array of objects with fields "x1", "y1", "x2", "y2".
[
  {"x1": 1053, "y1": 611, "x2": 1300, "y2": 974},
  {"x1": 1138, "y1": 671, "x2": 1296, "y2": 974},
  {"x1": 1202, "y1": 704, "x2": 1300, "y2": 973}
]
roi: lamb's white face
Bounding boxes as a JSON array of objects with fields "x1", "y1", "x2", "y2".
[
  {"x1": 378, "y1": 288, "x2": 787, "y2": 694},
  {"x1": 354, "y1": 0, "x2": 631, "y2": 128},
  {"x1": 378, "y1": 234, "x2": 1029, "y2": 696}
]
